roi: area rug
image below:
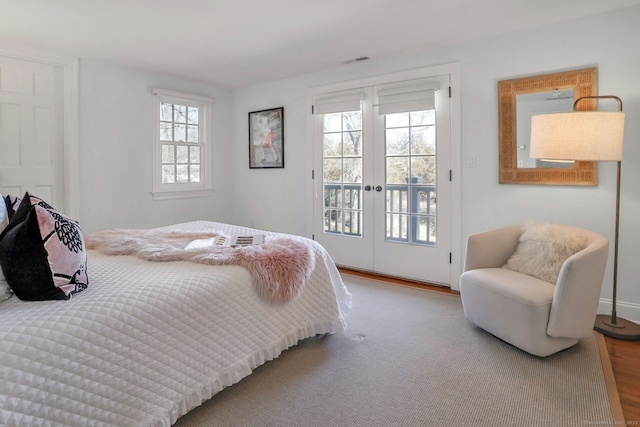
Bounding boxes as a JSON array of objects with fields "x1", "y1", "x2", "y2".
[{"x1": 174, "y1": 273, "x2": 623, "y2": 427}]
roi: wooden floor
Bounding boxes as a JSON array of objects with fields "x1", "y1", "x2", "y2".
[
  {"x1": 604, "y1": 335, "x2": 640, "y2": 423},
  {"x1": 340, "y1": 268, "x2": 640, "y2": 423}
]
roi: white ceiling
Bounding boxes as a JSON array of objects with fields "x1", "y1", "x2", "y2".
[{"x1": 1, "y1": 0, "x2": 639, "y2": 89}]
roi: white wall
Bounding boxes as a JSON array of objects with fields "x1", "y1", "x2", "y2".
[
  {"x1": 230, "y1": 6, "x2": 640, "y2": 320},
  {"x1": 78, "y1": 60, "x2": 234, "y2": 233},
  {"x1": 71, "y1": 6, "x2": 640, "y2": 320}
]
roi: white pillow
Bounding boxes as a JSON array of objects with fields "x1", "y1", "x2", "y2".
[{"x1": 504, "y1": 223, "x2": 588, "y2": 284}]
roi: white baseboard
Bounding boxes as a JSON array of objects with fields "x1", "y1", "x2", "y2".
[{"x1": 597, "y1": 298, "x2": 640, "y2": 324}]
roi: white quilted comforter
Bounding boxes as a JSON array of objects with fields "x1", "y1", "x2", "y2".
[{"x1": 0, "y1": 221, "x2": 351, "y2": 427}]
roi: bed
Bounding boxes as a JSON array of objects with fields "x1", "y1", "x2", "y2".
[{"x1": 0, "y1": 219, "x2": 351, "y2": 427}]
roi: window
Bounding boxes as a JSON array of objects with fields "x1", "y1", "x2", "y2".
[
  {"x1": 314, "y1": 90, "x2": 365, "y2": 237},
  {"x1": 152, "y1": 87, "x2": 214, "y2": 200},
  {"x1": 160, "y1": 102, "x2": 201, "y2": 184},
  {"x1": 322, "y1": 109, "x2": 364, "y2": 236},
  {"x1": 384, "y1": 109, "x2": 437, "y2": 245}
]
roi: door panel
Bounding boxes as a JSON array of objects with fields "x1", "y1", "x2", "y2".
[
  {"x1": 373, "y1": 74, "x2": 451, "y2": 284},
  {"x1": 313, "y1": 87, "x2": 374, "y2": 270},
  {"x1": 0, "y1": 55, "x2": 64, "y2": 207}
]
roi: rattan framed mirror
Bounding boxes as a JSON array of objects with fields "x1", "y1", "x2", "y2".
[{"x1": 498, "y1": 67, "x2": 598, "y2": 185}]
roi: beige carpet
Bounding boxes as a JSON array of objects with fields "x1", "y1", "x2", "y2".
[{"x1": 174, "y1": 273, "x2": 623, "y2": 427}]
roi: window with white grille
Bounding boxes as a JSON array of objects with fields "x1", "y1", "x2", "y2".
[{"x1": 152, "y1": 88, "x2": 214, "y2": 200}]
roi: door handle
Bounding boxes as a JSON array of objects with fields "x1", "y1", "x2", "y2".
[
  {"x1": 375, "y1": 186, "x2": 383, "y2": 192},
  {"x1": 364, "y1": 185, "x2": 372, "y2": 191}
]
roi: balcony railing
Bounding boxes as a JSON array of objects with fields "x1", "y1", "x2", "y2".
[
  {"x1": 324, "y1": 184, "x2": 362, "y2": 236},
  {"x1": 323, "y1": 183, "x2": 436, "y2": 245},
  {"x1": 386, "y1": 183, "x2": 436, "y2": 245}
]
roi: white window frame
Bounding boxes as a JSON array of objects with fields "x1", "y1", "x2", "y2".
[{"x1": 151, "y1": 87, "x2": 214, "y2": 200}]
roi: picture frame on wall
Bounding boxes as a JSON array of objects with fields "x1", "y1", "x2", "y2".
[{"x1": 248, "y1": 107, "x2": 284, "y2": 169}]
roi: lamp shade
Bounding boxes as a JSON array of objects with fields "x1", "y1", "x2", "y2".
[{"x1": 530, "y1": 111, "x2": 625, "y2": 161}]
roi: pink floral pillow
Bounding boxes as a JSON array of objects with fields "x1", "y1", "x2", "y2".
[{"x1": 0, "y1": 192, "x2": 88, "y2": 300}]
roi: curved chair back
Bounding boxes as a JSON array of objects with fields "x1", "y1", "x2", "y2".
[{"x1": 547, "y1": 226, "x2": 609, "y2": 338}]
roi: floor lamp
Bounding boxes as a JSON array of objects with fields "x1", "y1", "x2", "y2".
[{"x1": 530, "y1": 95, "x2": 640, "y2": 340}]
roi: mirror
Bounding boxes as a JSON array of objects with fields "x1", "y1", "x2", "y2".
[
  {"x1": 498, "y1": 67, "x2": 598, "y2": 185},
  {"x1": 516, "y1": 89, "x2": 575, "y2": 168}
]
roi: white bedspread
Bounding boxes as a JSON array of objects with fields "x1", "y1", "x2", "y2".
[{"x1": 0, "y1": 221, "x2": 351, "y2": 427}]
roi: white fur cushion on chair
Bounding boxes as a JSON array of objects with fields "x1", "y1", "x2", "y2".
[{"x1": 503, "y1": 223, "x2": 588, "y2": 284}]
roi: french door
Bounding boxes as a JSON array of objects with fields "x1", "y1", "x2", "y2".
[{"x1": 312, "y1": 73, "x2": 452, "y2": 285}]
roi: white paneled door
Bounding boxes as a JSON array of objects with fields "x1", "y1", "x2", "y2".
[
  {"x1": 0, "y1": 55, "x2": 64, "y2": 207},
  {"x1": 312, "y1": 73, "x2": 452, "y2": 285}
]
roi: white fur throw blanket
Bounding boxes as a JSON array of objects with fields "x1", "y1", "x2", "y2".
[{"x1": 85, "y1": 228, "x2": 315, "y2": 304}]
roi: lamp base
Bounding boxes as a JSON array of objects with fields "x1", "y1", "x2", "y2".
[{"x1": 594, "y1": 314, "x2": 640, "y2": 340}]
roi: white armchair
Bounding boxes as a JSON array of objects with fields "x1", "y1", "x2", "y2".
[{"x1": 459, "y1": 224, "x2": 609, "y2": 357}]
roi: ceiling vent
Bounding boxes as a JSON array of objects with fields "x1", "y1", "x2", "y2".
[{"x1": 343, "y1": 57, "x2": 370, "y2": 65}]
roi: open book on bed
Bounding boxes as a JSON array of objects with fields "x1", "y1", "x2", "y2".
[{"x1": 185, "y1": 234, "x2": 266, "y2": 249}]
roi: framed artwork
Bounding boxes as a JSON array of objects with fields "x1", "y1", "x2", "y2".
[{"x1": 248, "y1": 107, "x2": 284, "y2": 169}]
